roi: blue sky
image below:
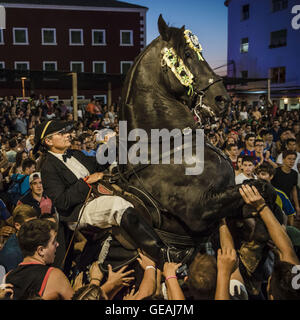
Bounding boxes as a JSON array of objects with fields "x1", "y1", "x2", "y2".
[{"x1": 125, "y1": 0, "x2": 228, "y2": 75}]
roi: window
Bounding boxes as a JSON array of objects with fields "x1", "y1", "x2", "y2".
[
  {"x1": 241, "y1": 70, "x2": 248, "y2": 78},
  {"x1": 13, "y1": 28, "x2": 29, "y2": 45},
  {"x1": 14, "y1": 61, "x2": 29, "y2": 70},
  {"x1": 43, "y1": 61, "x2": 57, "y2": 71},
  {"x1": 93, "y1": 61, "x2": 106, "y2": 74},
  {"x1": 93, "y1": 95, "x2": 107, "y2": 104},
  {"x1": 0, "y1": 29, "x2": 4, "y2": 44},
  {"x1": 69, "y1": 29, "x2": 83, "y2": 45},
  {"x1": 272, "y1": 0, "x2": 288, "y2": 12},
  {"x1": 70, "y1": 61, "x2": 84, "y2": 73},
  {"x1": 92, "y1": 29, "x2": 106, "y2": 45},
  {"x1": 240, "y1": 37, "x2": 249, "y2": 53},
  {"x1": 121, "y1": 61, "x2": 133, "y2": 74},
  {"x1": 120, "y1": 30, "x2": 133, "y2": 46},
  {"x1": 270, "y1": 29, "x2": 287, "y2": 48},
  {"x1": 241, "y1": 4, "x2": 250, "y2": 20},
  {"x1": 270, "y1": 67, "x2": 286, "y2": 83},
  {"x1": 42, "y1": 28, "x2": 57, "y2": 45}
]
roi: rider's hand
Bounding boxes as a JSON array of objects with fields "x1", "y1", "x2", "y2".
[{"x1": 85, "y1": 172, "x2": 104, "y2": 184}]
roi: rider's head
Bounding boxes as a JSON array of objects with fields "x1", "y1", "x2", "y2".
[{"x1": 34, "y1": 120, "x2": 74, "y2": 155}]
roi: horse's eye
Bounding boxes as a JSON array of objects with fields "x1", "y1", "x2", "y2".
[{"x1": 185, "y1": 50, "x2": 191, "y2": 58}]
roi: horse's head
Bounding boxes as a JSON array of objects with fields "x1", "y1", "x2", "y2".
[{"x1": 158, "y1": 15, "x2": 230, "y2": 120}]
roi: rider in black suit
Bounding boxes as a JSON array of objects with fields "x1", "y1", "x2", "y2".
[{"x1": 34, "y1": 120, "x2": 190, "y2": 273}]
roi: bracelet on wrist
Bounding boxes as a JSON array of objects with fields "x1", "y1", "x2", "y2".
[
  {"x1": 257, "y1": 204, "x2": 268, "y2": 215},
  {"x1": 165, "y1": 275, "x2": 177, "y2": 281},
  {"x1": 145, "y1": 265, "x2": 156, "y2": 271}
]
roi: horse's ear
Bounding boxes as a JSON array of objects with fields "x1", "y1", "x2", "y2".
[
  {"x1": 158, "y1": 14, "x2": 170, "y2": 41},
  {"x1": 181, "y1": 25, "x2": 185, "y2": 31}
]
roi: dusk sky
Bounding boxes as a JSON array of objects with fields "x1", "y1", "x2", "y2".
[{"x1": 124, "y1": 0, "x2": 228, "y2": 75}]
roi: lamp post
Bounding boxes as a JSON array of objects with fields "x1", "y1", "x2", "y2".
[
  {"x1": 67, "y1": 72, "x2": 78, "y2": 121},
  {"x1": 21, "y1": 77, "x2": 27, "y2": 98}
]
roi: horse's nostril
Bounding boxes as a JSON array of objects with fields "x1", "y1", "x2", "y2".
[{"x1": 215, "y1": 95, "x2": 224, "y2": 103}]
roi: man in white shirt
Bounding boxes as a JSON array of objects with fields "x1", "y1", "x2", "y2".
[
  {"x1": 276, "y1": 138, "x2": 300, "y2": 173},
  {"x1": 235, "y1": 156, "x2": 257, "y2": 185}
]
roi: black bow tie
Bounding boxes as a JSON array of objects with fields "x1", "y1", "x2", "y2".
[{"x1": 62, "y1": 149, "x2": 74, "y2": 162}]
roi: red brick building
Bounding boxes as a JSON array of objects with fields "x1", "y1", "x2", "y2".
[{"x1": 0, "y1": 0, "x2": 148, "y2": 103}]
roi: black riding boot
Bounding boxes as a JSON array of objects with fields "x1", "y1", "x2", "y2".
[{"x1": 120, "y1": 207, "x2": 191, "y2": 269}]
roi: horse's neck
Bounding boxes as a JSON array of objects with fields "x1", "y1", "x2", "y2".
[{"x1": 123, "y1": 41, "x2": 195, "y2": 133}]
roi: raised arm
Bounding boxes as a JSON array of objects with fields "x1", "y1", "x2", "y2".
[{"x1": 239, "y1": 184, "x2": 299, "y2": 265}]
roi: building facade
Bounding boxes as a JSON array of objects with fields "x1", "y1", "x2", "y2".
[
  {"x1": 225, "y1": 0, "x2": 300, "y2": 109},
  {"x1": 0, "y1": 0, "x2": 148, "y2": 103}
]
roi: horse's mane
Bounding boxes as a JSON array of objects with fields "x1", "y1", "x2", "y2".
[{"x1": 122, "y1": 24, "x2": 186, "y2": 110}]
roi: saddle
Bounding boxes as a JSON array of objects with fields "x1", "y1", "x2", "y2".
[
  {"x1": 77, "y1": 180, "x2": 195, "y2": 274},
  {"x1": 78, "y1": 180, "x2": 163, "y2": 274}
]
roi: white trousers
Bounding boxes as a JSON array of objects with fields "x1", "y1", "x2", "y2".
[{"x1": 67, "y1": 195, "x2": 133, "y2": 231}]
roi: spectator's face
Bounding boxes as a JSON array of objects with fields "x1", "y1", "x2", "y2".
[
  {"x1": 267, "y1": 133, "x2": 273, "y2": 142},
  {"x1": 31, "y1": 178, "x2": 43, "y2": 195},
  {"x1": 283, "y1": 155, "x2": 296, "y2": 169},
  {"x1": 257, "y1": 171, "x2": 272, "y2": 182},
  {"x1": 246, "y1": 125, "x2": 251, "y2": 132},
  {"x1": 281, "y1": 131, "x2": 289, "y2": 141},
  {"x1": 287, "y1": 141, "x2": 296, "y2": 151},
  {"x1": 242, "y1": 161, "x2": 254, "y2": 176},
  {"x1": 246, "y1": 137, "x2": 255, "y2": 148},
  {"x1": 273, "y1": 121, "x2": 279, "y2": 128},
  {"x1": 72, "y1": 141, "x2": 81, "y2": 150},
  {"x1": 28, "y1": 165, "x2": 36, "y2": 175},
  {"x1": 227, "y1": 137, "x2": 235, "y2": 145},
  {"x1": 293, "y1": 124, "x2": 300, "y2": 134},
  {"x1": 255, "y1": 141, "x2": 264, "y2": 153},
  {"x1": 228, "y1": 146, "x2": 238, "y2": 157},
  {"x1": 41, "y1": 229, "x2": 59, "y2": 265},
  {"x1": 22, "y1": 152, "x2": 28, "y2": 160}
]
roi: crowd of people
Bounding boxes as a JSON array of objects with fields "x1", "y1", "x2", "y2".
[{"x1": 0, "y1": 93, "x2": 300, "y2": 300}]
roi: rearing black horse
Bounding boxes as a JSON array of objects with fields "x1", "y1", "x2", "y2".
[
  {"x1": 77, "y1": 16, "x2": 282, "y2": 291},
  {"x1": 119, "y1": 15, "x2": 237, "y2": 245}
]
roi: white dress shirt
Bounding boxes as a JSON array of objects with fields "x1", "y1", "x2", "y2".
[{"x1": 49, "y1": 151, "x2": 90, "y2": 179}]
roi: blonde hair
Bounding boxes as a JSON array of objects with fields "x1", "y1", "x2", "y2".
[{"x1": 13, "y1": 204, "x2": 38, "y2": 225}]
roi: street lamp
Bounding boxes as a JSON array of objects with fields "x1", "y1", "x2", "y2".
[
  {"x1": 283, "y1": 97, "x2": 288, "y2": 111},
  {"x1": 21, "y1": 77, "x2": 27, "y2": 98}
]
